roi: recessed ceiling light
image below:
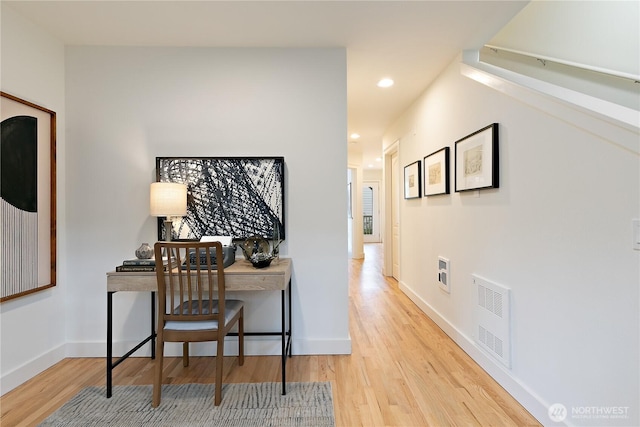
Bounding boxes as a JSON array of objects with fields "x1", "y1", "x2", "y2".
[
  {"x1": 375, "y1": 157, "x2": 381, "y2": 162},
  {"x1": 350, "y1": 133, "x2": 360, "y2": 139},
  {"x1": 368, "y1": 164, "x2": 374, "y2": 168},
  {"x1": 377, "y1": 78, "x2": 394, "y2": 88}
]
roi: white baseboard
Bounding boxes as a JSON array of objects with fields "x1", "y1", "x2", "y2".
[
  {"x1": 399, "y1": 281, "x2": 551, "y2": 426},
  {"x1": 0, "y1": 344, "x2": 66, "y2": 396},
  {"x1": 65, "y1": 339, "x2": 284, "y2": 358},
  {"x1": 65, "y1": 336, "x2": 352, "y2": 358},
  {"x1": 1, "y1": 336, "x2": 351, "y2": 397},
  {"x1": 294, "y1": 337, "x2": 352, "y2": 355}
]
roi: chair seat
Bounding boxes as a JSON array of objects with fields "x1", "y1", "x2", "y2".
[{"x1": 165, "y1": 300, "x2": 244, "y2": 331}]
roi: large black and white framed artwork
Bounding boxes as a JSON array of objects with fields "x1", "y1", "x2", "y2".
[
  {"x1": 454, "y1": 123, "x2": 499, "y2": 192},
  {"x1": 156, "y1": 157, "x2": 285, "y2": 241},
  {"x1": 1, "y1": 92, "x2": 57, "y2": 302}
]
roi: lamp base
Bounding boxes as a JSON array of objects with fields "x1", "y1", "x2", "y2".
[{"x1": 163, "y1": 219, "x2": 174, "y2": 242}]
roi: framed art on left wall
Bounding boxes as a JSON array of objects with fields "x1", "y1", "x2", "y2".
[{"x1": 1, "y1": 92, "x2": 57, "y2": 302}]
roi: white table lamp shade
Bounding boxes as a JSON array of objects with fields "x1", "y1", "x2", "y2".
[{"x1": 150, "y1": 182, "x2": 187, "y2": 217}]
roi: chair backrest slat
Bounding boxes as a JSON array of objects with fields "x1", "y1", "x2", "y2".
[{"x1": 154, "y1": 241, "x2": 227, "y2": 326}]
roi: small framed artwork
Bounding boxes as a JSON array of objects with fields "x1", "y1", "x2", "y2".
[
  {"x1": 423, "y1": 147, "x2": 450, "y2": 196},
  {"x1": 403, "y1": 160, "x2": 421, "y2": 199},
  {"x1": 455, "y1": 123, "x2": 499, "y2": 192}
]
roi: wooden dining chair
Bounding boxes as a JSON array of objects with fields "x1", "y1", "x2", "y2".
[{"x1": 152, "y1": 240, "x2": 244, "y2": 407}]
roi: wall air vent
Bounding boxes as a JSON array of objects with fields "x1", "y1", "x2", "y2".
[{"x1": 473, "y1": 274, "x2": 511, "y2": 369}]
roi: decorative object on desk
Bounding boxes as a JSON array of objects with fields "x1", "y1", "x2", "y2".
[
  {"x1": 39, "y1": 382, "x2": 335, "y2": 427},
  {"x1": 183, "y1": 246, "x2": 236, "y2": 269},
  {"x1": 116, "y1": 256, "x2": 177, "y2": 272},
  {"x1": 1, "y1": 92, "x2": 57, "y2": 303},
  {"x1": 197, "y1": 236, "x2": 236, "y2": 268},
  {"x1": 150, "y1": 182, "x2": 187, "y2": 242},
  {"x1": 122, "y1": 256, "x2": 173, "y2": 266},
  {"x1": 250, "y1": 252, "x2": 273, "y2": 269},
  {"x1": 239, "y1": 236, "x2": 274, "y2": 268},
  {"x1": 115, "y1": 265, "x2": 157, "y2": 272},
  {"x1": 455, "y1": 123, "x2": 499, "y2": 192},
  {"x1": 135, "y1": 242, "x2": 153, "y2": 259},
  {"x1": 240, "y1": 236, "x2": 270, "y2": 260},
  {"x1": 271, "y1": 220, "x2": 283, "y2": 263},
  {"x1": 122, "y1": 258, "x2": 156, "y2": 266},
  {"x1": 156, "y1": 157, "x2": 285, "y2": 241},
  {"x1": 404, "y1": 160, "x2": 422, "y2": 199}
]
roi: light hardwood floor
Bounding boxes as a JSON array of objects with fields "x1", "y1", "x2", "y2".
[{"x1": 0, "y1": 244, "x2": 541, "y2": 426}]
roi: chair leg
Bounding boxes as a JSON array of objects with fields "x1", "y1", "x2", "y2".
[
  {"x1": 183, "y1": 342, "x2": 189, "y2": 367},
  {"x1": 215, "y1": 338, "x2": 224, "y2": 406},
  {"x1": 152, "y1": 340, "x2": 164, "y2": 408},
  {"x1": 238, "y1": 309, "x2": 245, "y2": 366}
]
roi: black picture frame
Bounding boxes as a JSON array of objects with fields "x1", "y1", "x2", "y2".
[
  {"x1": 156, "y1": 157, "x2": 285, "y2": 242},
  {"x1": 1, "y1": 92, "x2": 57, "y2": 302},
  {"x1": 423, "y1": 147, "x2": 450, "y2": 196},
  {"x1": 454, "y1": 123, "x2": 499, "y2": 192},
  {"x1": 403, "y1": 160, "x2": 422, "y2": 199}
]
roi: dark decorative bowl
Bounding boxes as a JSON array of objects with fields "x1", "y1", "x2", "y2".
[
  {"x1": 241, "y1": 236, "x2": 271, "y2": 260},
  {"x1": 250, "y1": 253, "x2": 273, "y2": 269}
]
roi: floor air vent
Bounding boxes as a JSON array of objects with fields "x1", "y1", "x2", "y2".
[{"x1": 473, "y1": 275, "x2": 511, "y2": 369}]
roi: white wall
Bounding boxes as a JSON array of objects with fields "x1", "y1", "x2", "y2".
[
  {"x1": 63, "y1": 46, "x2": 350, "y2": 358},
  {"x1": 0, "y1": 4, "x2": 67, "y2": 394},
  {"x1": 383, "y1": 54, "x2": 639, "y2": 426},
  {"x1": 488, "y1": 1, "x2": 639, "y2": 79},
  {"x1": 363, "y1": 169, "x2": 382, "y2": 182}
]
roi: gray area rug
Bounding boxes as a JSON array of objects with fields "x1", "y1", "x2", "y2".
[{"x1": 39, "y1": 382, "x2": 335, "y2": 426}]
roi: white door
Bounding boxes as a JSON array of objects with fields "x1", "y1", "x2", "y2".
[
  {"x1": 363, "y1": 181, "x2": 380, "y2": 243},
  {"x1": 391, "y1": 152, "x2": 400, "y2": 280}
]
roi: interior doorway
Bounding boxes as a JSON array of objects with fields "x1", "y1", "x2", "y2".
[
  {"x1": 363, "y1": 181, "x2": 380, "y2": 243},
  {"x1": 383, "y1": 140, "x2": 400, "y2": 280},
  {"x1": 348, "y1": 165, "x2": 364, "y2": 259},
  {"x1": 391, "y1": 152, "x2": 399, "y2": 280}
]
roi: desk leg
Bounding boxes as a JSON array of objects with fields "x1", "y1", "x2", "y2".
[
  {"x1": 107, "y1": 291, "x2": 114, "y2": 398},
  {"x1": 288, "y1": 279, "x2": 292, "y2": 357},
  {"x1": 106, "y1": 290, "x2": 156, "y2": 399},
  {"x1": 281, "y1": 289, "x2": 286, "y2": 395}
]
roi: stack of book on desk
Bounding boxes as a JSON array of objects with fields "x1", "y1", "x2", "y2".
[{"x1": 115, "y1": 257, "x2": 176, "y2": 272}]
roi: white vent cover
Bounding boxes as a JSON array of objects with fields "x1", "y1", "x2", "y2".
[{"x1": 473, "y1": 275, "x2": 511, "y2": 369}]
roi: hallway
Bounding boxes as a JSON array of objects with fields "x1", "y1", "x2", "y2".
[{"x1": 339, "y1": 243, "x2": 539, "y2": 426}]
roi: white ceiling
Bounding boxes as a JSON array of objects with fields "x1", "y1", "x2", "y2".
[{"x1": 5, "y1": 0, "x2": 527, "y2": 168}]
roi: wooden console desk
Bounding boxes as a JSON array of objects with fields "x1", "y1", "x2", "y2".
[{"x1": 106, "y1": 258, "x2": 292, "y2": 398}]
